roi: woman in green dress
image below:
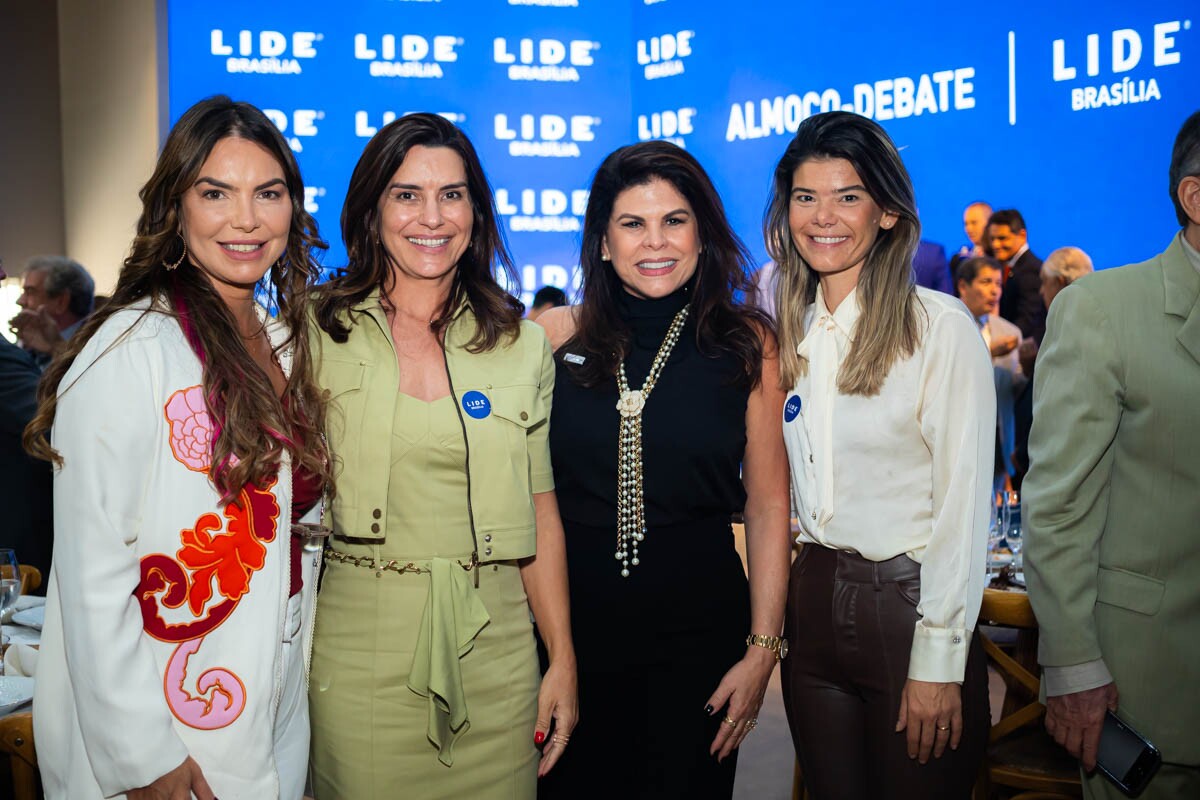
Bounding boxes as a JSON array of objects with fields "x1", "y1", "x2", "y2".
[{"x1": 308, "y1": 113, "x2": 577, "y2": 798}]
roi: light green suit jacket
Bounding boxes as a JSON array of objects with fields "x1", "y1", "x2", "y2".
[{"x1": 1024, "y1": 234, "x2": 1200, "y2": 765}]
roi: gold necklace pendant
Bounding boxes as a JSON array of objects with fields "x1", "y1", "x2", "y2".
[{"x1": 614, "y1": 304, "x2": 689, "y2": 577}]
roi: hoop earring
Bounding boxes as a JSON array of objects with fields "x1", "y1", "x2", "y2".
[{"x1": 164, "y1": 236, "x2": 187, "y2": 271}]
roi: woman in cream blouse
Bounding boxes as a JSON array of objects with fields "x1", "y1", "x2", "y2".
[{"x1": 766, "y1": 111, "x2": 995, "y2": 799}]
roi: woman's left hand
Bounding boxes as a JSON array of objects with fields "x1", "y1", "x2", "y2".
[
  {"x1": 535, "y1": 656, "x2": 579, "y2": 777},
  {"x1": 895, "y1": 678, "x2": 963, "y2": 764},
  {"x1": 706, "y1": 648, "x2": 776, "y2": 761}
]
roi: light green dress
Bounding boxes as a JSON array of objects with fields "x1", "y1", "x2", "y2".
[{"x1": 309, "y1": 393, "x2": 539, "y2": 799}]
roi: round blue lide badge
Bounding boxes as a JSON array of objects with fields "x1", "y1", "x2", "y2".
[
  {"x1": 461, "y1": 390, "x2": 492, "y2": 419},
  {"x1": 784, "y1": 394, "x2": 803, "y2": 423}
]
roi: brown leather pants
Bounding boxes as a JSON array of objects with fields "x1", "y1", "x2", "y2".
[{"x1": 781, "y1": 545, "x2": 989, "y2": 800}]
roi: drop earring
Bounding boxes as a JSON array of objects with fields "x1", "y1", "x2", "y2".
[{"x1": 164, "y1": 235, "x2": 187, "y2": 271}]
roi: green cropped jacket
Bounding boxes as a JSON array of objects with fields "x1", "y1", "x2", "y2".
[{"x1": 313, "y1": 293, "x2": 555, "y2": 563}]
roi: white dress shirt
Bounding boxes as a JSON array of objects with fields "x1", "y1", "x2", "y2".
[{"x1": 783, "y1": 284, "x2": 996, "y2": 683}]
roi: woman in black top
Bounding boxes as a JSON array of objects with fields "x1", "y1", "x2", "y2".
[{"x1": 536, "y1": 141, "x2": 791, "y2": 799}]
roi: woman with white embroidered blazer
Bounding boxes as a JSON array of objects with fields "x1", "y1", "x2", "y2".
[
  {"x1": 765, "y1": 112, "x2": 994, "y2": 800},
  {"x1": 24, "y1": 96, "x2": 331, "y2": 800}
]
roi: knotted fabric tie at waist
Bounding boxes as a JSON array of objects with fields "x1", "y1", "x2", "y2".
[{"x1": 405, "y1": 557, "x2": 491, "y2": 766}]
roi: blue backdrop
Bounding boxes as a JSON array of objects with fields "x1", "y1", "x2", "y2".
[{"x1": 167, "y1": 0, "x2": 1199, "y2": 302}]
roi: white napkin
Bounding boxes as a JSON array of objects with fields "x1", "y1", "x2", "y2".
[{"x1": 3, "y1": 644, "x2": 37, "y2": 677}]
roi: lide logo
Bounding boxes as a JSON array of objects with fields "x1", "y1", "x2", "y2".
[
  {"x1": 496, "y1": 188, "x2": 590, "y2": 232},
  {"x1": 1051, "y1": 20, "x2": 1189, "y2": 111},
  {"x1": 354, "y1": 111, "x2": 466, "y2": 138},
  {"x1": 262, "y1": 108, "x2": 323, "y2": 153},
  {"x1": 493, "y1": 114, "x2": 600, "y2": 158},
  {"x1": 354, "y1": 33, "x2": 462, "y2": 78},
  {"x1": 636, "y1": 30, "x2": 693, "y2": 80},
  {"x1": 637, "y1": 108, "x2": 696, "y2": 147},
  {"x1": 210, "y1": 29, "x2": 321, "y2": 74},
  {"x1": 493, "y1": 37, "x2": 599, "y2": 82}
]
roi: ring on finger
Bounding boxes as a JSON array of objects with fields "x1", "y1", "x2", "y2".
[
  {"x1": 936, "y1": 723, "x2": 951, "y2": 732},
  {"x1": 722, "y1": 715, "x2": 738, "y2": 727},
  {"x1": 552, "y1": 733, "x2": 570, "y2": 746},
  {"x1": 745, "y1": 718, "x2": 758, "y2": 732}
]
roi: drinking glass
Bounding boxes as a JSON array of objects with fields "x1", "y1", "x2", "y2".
[
  {"x1": 1001, "y1": 492, "x2": 1022, "y2": 569},
  {"x1": 292, "y1": 523, "x2": 332, "y2": 555},
  {"x1": 0, "y1": 549, "x2": 21, "y2": 646}
]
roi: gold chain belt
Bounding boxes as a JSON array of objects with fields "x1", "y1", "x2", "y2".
[{"x1": 323, "y1": 546, "x2": 478, "y2": 577}]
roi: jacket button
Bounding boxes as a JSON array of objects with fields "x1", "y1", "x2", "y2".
[
  {"x1": 484, "y1": 546, "x2": 493, "y2": 556},
  {"x1": 484, "y1": 534, "x2": 492, "y2": 542},
  {"x1": 371, "y1": 523, "x2": 380, "y2": 533},
  {"x1": 519, "y1": 411, "x2": 529, "y2": 421},
  {"x1": 373, "y1": 508, "x2": 382, "y2": 519}
]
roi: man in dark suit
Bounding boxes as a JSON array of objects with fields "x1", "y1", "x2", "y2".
[
  {"x1": 1, "y1": 262, "x2": 53, "y2": 586},
  {"x1": 988, "y1": 209, "x2": 1046, "y2": 343}
]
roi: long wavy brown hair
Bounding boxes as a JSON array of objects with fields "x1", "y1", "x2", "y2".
[
  {"x1": 314, "y1": 113, "x2": 521, "y2": 350},
  {"x1": 565, "y1": 140, "x2": 768, "y2": 389},
  {"x1": 25, "y1": 95, "x2": 332, "y2": 505},
  {"x1": 764, "y1": 111, "x2": 922, "y2": 396}
]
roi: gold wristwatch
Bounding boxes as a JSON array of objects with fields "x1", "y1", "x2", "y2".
[{"x1": 746, "y1": 634, "x2": 788, "y2": 661}]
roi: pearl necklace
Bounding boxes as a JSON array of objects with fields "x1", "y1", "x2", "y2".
[{"x1": 614, "y1": 304, "x2": 690, "y2": 577}]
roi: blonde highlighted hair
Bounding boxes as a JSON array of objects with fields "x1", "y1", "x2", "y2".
[{"x1": 764, "y1": 111, "x2": 922, "y2": 396}]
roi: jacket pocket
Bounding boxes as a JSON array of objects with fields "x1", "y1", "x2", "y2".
[
  {"x1": 318, "y1": 357, "x2": 369, "y2": 537},
  {"x1": 462, "y1": 384, "x2": 542, "y2": 538},
  {"x1": 489, "y1": 384, "x2": 546, "y2": 430},
  {"x1": 1096, "y1": 566, "x2": 1165, "y2": 616}
]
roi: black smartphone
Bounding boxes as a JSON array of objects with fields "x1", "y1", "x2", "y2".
[{"x1": 1096, "y1": 710, "x2": 1162, "y2": 797}]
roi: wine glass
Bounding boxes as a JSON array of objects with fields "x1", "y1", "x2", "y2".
[
  {"x1": 1001, "y1": 492, "x2": 1022, "y2": 570},
  {"x1": 0, "y1": 549, "x2": 21, "y2": 646}
]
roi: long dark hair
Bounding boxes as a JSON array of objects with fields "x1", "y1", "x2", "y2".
[
  {"x1": 314, "y1": 113, "x2": 521, "y2": 351},
  {"x1": 566, "y1": 140, "x2": 767, "y2": 388},
  {"x1": 25, "y1": 95, "x2": 332, "y2": 504},
  {"x1": 764, "y1": 111, "x2": 921, "y2": 395}
]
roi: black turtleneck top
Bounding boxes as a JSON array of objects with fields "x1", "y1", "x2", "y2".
[{"x1": 548, "y1": 285, "x2": 751, "y2": 665}]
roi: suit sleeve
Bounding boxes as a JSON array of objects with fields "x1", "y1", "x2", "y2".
[
  {"x1": 0, "y1": 341, "x2": 41, "y2": 437},
  {"x1": 1023, "y1": 283, "x2": 1121, "y2": 673},
  {"x1": 51, "y1": 333, "x2": 190, "y2": 794},
  {"x1": 1015, "y1": 261, "x2": 1047, "y2": 343}
]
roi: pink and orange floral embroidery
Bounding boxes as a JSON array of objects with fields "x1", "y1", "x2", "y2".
[
  {"x1": 137, "y1": 385, "x2": 280, "y2": 731},
  {"x1": 164, "y1": 385, "x2": 213, "y2": 472}
]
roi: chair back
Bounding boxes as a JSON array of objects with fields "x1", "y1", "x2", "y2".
[
  {"x1": 0, "y1": 712, "x2": 40, "y2": 800},
  {"x1": 17, "y1": 566, "x2": 41, "y2": 595},
  {"x1": 974, "y1": 588, "x2": 1081, "y2": 799}
]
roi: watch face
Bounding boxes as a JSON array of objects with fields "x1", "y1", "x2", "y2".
[{"x1": 780, "y1": 640, "x2": 789, "y2": 660}]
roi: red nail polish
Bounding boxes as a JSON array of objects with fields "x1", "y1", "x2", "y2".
[{"x1": 534, "y1": 731, "x2": 545, "y2": 745}]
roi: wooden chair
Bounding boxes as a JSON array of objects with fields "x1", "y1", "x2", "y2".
[
  {"x1": 974, "y1": 589, "x2": 1081, "y2": 800},
  {"x1": 0, "y1": 712, "x2": 41, "y2": 800},
  {"x1": 17, "y1": 566, "x2": 40, "y2": 595}
]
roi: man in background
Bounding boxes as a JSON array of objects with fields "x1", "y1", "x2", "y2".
[
  {"x1": 956, "y1": 256, "x2": 1024, "y2": 488},
  {"x1": 9, "y1": 255, "x2": 94, "y2": 367},
  {"x1": 950, "y1": 201, "x2": 992, "y2": 276},
  {"x1": 527, "y1": 285, "x2": 567, "y2": 322},
  {"x1": 987, "y1": 209, "x2": 1045, "y2": 343},
  {"x1": 0, "y1": 257, "x2": 53, "y2": 586},
  {"x1": 1023, "y1": 110, "x2": 1200, "y2": 798}
]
